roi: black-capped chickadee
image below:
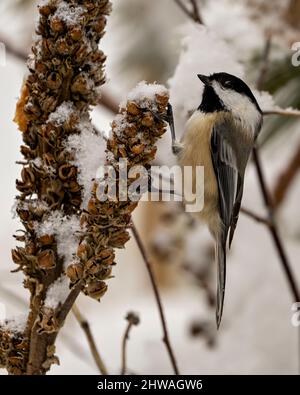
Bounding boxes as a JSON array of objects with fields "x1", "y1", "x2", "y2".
[{"x1": 168, "y1": 72, "x2": 263, "y2": 327}]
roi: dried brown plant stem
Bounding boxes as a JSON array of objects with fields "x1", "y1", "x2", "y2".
[
  {"x1": 120, "y1": 312, "x2": 140, "y2": 375},
  {"x1": 0, "y1": 33, "x2": 119, "y2": 115},
  {"x1": 27, "y1": 282, "x2": 83, "y2": 375},
  {"x1": 131, "y1": 223, "x2": 180, "y2": 375},
  {"x1": 3, "y1": 0, "x2": 113, "y2": 376},
  {"x1": 72, "y1": 304, "x2": 108, "y2": 375}
]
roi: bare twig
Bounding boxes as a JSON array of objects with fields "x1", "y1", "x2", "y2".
[
  {"x1": 190, "y1": 0, "x2": 204, "y2": 24},
  {"x1": 72, "y1": 304, "x2": 108, "y2": 375},
  {"x1": 174, "y1": 0, "x2": 193, "y2": 19},
  {"x1": 174, "y1": 0, "x2": 203, "y2": 24},
  {"x1": 263, "y1": 109, "x2": 300, "y2": 117},
  {"x1": 121, "y1": 312, "x2": 140, "y2": 375},
  {"x1": 252, "y1": 148, "x2": 300, "y2": 303},
  {"x1": 256, "y1": 34, "x2": 272, "y2": 91},
  {"x1": 240, "y1": 207, "x2": 271, "y2": 226},
  {"x1": 272, "y1": 142, "x2": 300, "y2": 209},
  {"x1": 131, "y1": 222, "x2": 180, "y2": 375},
  {"x1": 253, "y1": 38, "x2": 300, "y2": 304}
]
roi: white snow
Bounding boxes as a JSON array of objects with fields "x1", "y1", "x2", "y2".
[
  {"x1": 35, "y1": 210, "x2": 81, "y2": 268},
  {"x1": 52, "y1": 1, "x2": 86, "y2": 27},
  {"x1": 11, "y1": 198, "x2": 49, "y2": 219},
  {"x1": 44, "y1": 274, "x2": 70, "y2": 309},
  {"x1": 254, "y1": 90, "x2": 275, "y2": 111},
  {"x1": 48, "y1": 101, "x2": 77, "y2": 126},
  {"x1": 65, "y1": 119, "x2": 106, "y2": 209},
  {"x1": 203, "y1": 0, "x2": 264, "y2": 61},
  {"x1": 168, "y1": 24, "x2": 244, "y2": 132},
  {"x1": 121, "y1": 81, "x2": 168, "y2": 112},
  {"x1": 111, "y1": 114, "x2": 130, "y2": 139},
  {"x1": 1, "y1": 314, "x2": 27, "y2": 334}
]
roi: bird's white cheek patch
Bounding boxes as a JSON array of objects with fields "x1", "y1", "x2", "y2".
[{"x1": 212, "y1": 82, "x2": 261, "y2": 136}]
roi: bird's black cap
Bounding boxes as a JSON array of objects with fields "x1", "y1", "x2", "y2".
[{"x1": 198, "y1": 72, "x2": 262, "y2": 113}]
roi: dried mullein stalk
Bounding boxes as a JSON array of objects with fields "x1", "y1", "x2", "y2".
[
  {"x1": 68, "y1": 82, "x2": 170, "y2": 298},
  {"x1": 1, "y1": 0, "x2": 111, "y2": 375}
]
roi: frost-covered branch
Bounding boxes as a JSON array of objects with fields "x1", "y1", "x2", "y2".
[{"x1": 70, "y1": 82, "x2": 170, "y2": 299}]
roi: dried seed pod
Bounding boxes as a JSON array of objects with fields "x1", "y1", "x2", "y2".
[
  {"x1": 46, "y1": 72, "x2": 63, "y2": 90},
  {"x1": 58, "y1": 164, "x2": 77, "y2": 181},
  {"x1": 66, "y1": 263, "x2": 83, "y2": 285},
  {"x1": 37, "y1": 250, "x2": 56, "y2": 270},
  {"x1": 77, "y1": 243, "x2": 93, "y2": 261},
  {"x1": 38, "y1": 234, "x2": 55, "y2": 246},
  {"x1": 131, "y1": 144, "x2": 145, "y2": 155},
  {"x1": 50, "y1": 16, "x2": 64, "y2": 33},
  {"x1": 127, "y1": 101, "x2": 140, "y2": 115},
  {"x1": 85, "y1": 280, "x2": 108, "y2": 300},
  {"x1": 38, "y1": 309, "x2": 59, "y2": 334},
  {"x1": 141, "y1": 112, "x2": 154, "y2": 127}
]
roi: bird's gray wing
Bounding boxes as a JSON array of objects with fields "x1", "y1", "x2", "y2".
[
  {"x1": 210, "y1": 118, "x2": 241, "y2": 328},
  {"x1": 228, "y1": 117, "x2": 262, "y2": 247}
]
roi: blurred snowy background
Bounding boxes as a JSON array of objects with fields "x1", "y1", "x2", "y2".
[{"x1": 1, "y1": 0, "x2": 300, "y2": 374}]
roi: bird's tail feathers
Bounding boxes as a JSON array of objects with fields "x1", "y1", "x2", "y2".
[{"x1": 216, "y1": 234, "x2": 227, "y2": 329}]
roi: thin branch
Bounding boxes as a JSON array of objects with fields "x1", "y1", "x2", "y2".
[
  {"x1": 174, "y1": 0, "x2": 203, "y2": 24},
  {"x1": 252, "y1": 148, "x2": 300, "y2": 303},
  {"x1": 121, "y1": 312, "x2": 140, "y2": 375},
  {"x1": 72, "y1": 304, "x2": 108, "y2": 375},
  {"x1": 256, "y1": 34, "x2": 272, "y2": 91},
  {"x1": 240, "y1": 207, "x2": 271, "y2": 226},
  {"x1": 174, "y1": 0, "x2": 193, "y2": 19},
  {"x1": 263, "y1": 109, "x2": 300, "y2": 117},
  {"x1": 253, "y1": 38, "x2": 300, "y2": 304},
  {"x1": 131, "y1": 222, "x2": 180, "y2": 375},
  {"x1": 100, "y1": 91, "x2": 119, "y2": 114},
  {"x1": 272, "y1": 142, "x2": 300, "y2": 209},
  {"x1": 190, "y1": 0, "x2": 204, "y2": 24}
]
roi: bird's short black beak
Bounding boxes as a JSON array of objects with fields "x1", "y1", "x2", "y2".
[{"x1": 197, "y1": 74, "x2": 210, "y2": 85}]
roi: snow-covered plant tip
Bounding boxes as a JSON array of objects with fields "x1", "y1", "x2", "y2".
[
  {"x1": 0, "y1": 0, "x2": 111, "y2": 375},
  {"x1": 69, "y1": 82, "x2": 169, "y2": 299}
]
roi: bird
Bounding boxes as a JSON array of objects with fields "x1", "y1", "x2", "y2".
[{"x1": 168, "y1": 72, "x2": 263, "y2": 328}]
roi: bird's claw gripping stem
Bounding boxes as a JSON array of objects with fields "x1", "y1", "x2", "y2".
[{"x1": 149, "y1": 103, "x2": 182, "y2": 156}]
